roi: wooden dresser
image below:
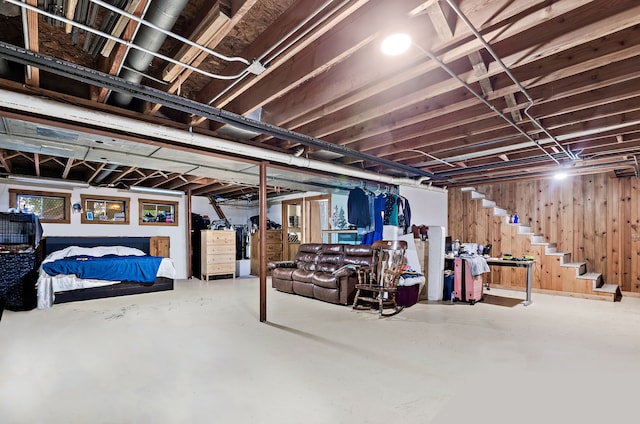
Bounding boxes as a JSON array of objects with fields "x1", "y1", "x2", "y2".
[
  {"x1": 200, "y1": 230, "x2": 236, "y2": 281},
  {"x1": 250, "y1": 230, "x2": 283, "y2": 275}
]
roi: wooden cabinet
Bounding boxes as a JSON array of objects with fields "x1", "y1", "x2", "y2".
[
  {"x1": 282, "y1": 199, "x2": 302, "y2": 261},
  {"x1": 281, "y1": 194, "x2": 330, "y2": 260},
  {"x1": 200, "y1": 230, "x2": 236, "y2": 281},
  {"x1": 250, "y1": 230, "x2": 283, "y2": 275},
  {"x1": 150, "y1": 236, "x2": 170, "y2": 257}
]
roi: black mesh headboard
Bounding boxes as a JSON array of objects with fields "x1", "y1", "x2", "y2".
[{"x1": 43, "y1": 237, "x2": 151, "y2": 256}]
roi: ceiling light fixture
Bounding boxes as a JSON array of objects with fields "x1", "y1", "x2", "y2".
[
  {"x1": 129, "y1": 186, "x2": 184, "y2": 196},
  {"x1": 553, "y1": 171, "x2": 568, "y2": 180},
  {"x1": 381, "y1": 33, "x2": 412, "y2": 56},
  {"x1": 5, "y1": 175, "x2": 90, "y2": 188}
]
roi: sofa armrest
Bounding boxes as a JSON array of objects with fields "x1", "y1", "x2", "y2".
[
  {"x1": 332, "y1": 264, "x2": 363, "y2": 278},
  {"x1": 268, "y1": 261, "x2": 297, "y2": 270}
]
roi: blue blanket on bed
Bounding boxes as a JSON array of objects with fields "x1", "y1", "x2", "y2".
[{"x1": 42, "y1": 254, "x2": 162, "y2": 283}]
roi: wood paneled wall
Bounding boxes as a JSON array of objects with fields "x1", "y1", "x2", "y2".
[{"x1": 448, "y1": 175, "x2": 640, "y2": 293}]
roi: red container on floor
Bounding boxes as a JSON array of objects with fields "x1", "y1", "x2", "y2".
[{"x1": 452, "y1": 258, "x2": 483, "y2": 304}]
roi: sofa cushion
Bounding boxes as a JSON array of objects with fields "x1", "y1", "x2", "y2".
[
  {"x1": 292, "y1": 269, "x2": 315, "y2": 283},
  {"x1": 271, "y1": 267, "x2": 296, "y2": 281},
  {"x1": 313, "y1": 285, "x2": 339, "y2": 304},
  {"x1": 343, "y1": 244, "x2": 373, "y2": 267},
  {"x1": 272, "y1": 276, "x2": 294, "y2": 293},
  {"x1": 316, "y1": 253, "x2": 343, "y2": 273},
  {"x1": 311, "y1": 271, "x2": 339, "y2": 289},
  {"x1": 319, "y1": 244, "x2": 344, "y2": 254},
  {"x1": 292, "y1": 280, "x2": 314, "y2": 298}
]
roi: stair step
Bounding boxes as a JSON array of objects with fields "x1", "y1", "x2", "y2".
[
  {"x1": 472, "y1": 188, "x2": 616, "y2": 300},
  {"x1": 577, "y1": 272, "x2": 601, "y2": 280},
  {"x1": 562, "y1": 261, "x2": 587, "y2": 275},
  {"x1": 517, "y1": 225, "x2": 532, "y2": 234},
  {"x1": 593, "y1": 283, "x2": 619, "y2": 294},
  {"x1": 494, "y1": 207, "x2": 507, "y2": 216},
  {"x1": 562, "y1": 261, "x2": 585, "y2": 268},
  {"x1": 577, "y1": 272, "x2": 604, "y2": 289},
  {"x1": 480, "y1": 198, "x2": 496, "y2": 208},
  {"x1": 530, "y1": 234, "x2": 546, "y2": 244}
]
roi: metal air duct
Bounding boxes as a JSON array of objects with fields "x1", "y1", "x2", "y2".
[{"x1": 110, "y1": 0, "x2": 189, "y2": 107}]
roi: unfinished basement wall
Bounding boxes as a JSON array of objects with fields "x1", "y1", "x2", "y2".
[{"x1": 447, "y1": 174, "x2": 639, "y2": 293}]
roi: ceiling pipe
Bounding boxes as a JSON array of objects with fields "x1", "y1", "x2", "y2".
[
  {"x1": 0, "y1": 89, "x2": 446, "y2": 193},
  {"x1": 89, "y1": 0, "x2": 251, "y2": 66},
  {"x1": 0, "y1": 42, "x2": 438, "y2": 180},
  {"x1": 206, "y1": 0, "x2": 345, "y2": 106},
  {"x1": 441, "y1": 0, "x2": 576, "y2": 162},
  {"x1": 410, "y1": 43, "x2": 561, "y2": 166},
  {"x1": 19, "y1": 0, "x2": 31, "y2": 81},
  {"x1": 109, "y1": 0, "x2": 190, "y2": 107}
]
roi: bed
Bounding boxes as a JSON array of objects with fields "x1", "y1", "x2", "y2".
[{"x1": 37, "y1": 236, "x2": 175, "y2": 308}]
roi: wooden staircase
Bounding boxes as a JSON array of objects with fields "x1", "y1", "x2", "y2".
[{"x1": 462, "y1": 187, "x2": 622, "y2": 302}]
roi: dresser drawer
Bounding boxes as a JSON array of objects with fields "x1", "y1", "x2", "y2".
[
  {"x1": 205, "y1": 254, "x2": 235, "y2": 265},
  {"x1": 265, "y1": 243, "x2": 282, "y2": 253},
  {"x1": 265, "y1": 232, "x2": 282, "y2": 243},
  {"x1": 266, "y1": 252, "x2": 282, "y2": 261},
  {"x1": 204, "y1": 244, "x2": 234, "y2": 254},
  {"x1": 203, "y1": 231, "x2": 235, "y2": 244},
  {"x1": 212, "y1": 262, "x2": 236, "y2": 273}
]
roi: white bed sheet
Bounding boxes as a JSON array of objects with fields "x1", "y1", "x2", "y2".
[{"x1": 37, "y1": 246, "x2": 176, "y2": 309}]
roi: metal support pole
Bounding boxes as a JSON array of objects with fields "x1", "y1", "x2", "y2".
[{"x1": 259, "y1": 161, "x2": 268, "y2": 322}]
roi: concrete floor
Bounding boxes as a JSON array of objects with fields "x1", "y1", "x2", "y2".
[{"x1": 1, "y1": 278, "x2": 640, "y2": 424}]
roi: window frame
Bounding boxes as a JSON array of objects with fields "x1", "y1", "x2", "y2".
[
  {"x1": 138, "y1": 198, "x2": 179, "y2": 226},
  {"x1": 9, "y1": 189, "x2": 71, "y2": 224},
  {"x1": 80, "y1": 194, "x2": 130, "y2": 225}
]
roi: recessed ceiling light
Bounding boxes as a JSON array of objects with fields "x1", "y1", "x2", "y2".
[
  {"x1": 381, "y1": 33, "x2": 412, "y2": 56},
  {"x1": 553, "y1": 171, "x2": 568, "y2": 180}
]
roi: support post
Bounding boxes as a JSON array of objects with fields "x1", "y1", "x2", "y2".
[{"x1": 259, "y1": 161, "x2": 268, "y2": 322}]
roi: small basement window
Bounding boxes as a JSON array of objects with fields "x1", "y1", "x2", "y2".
[
  {"x1": 9, "y1": 189, "x2": 71, "y2": 224},
  {"x1": 139, "y1": 198, "x2": 178, "y2": 226},
  {"x1": 80, "y1": 194, "x2": 130, "y2": 224}
]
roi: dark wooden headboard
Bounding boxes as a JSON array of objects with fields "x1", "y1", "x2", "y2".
[{"x1": 43, "y1": 236, "x2": 151, "y2": 256}]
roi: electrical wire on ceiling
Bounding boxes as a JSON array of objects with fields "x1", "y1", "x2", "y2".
[
  {"x1": 441, "y1": 0, "x2": 577, "y2": 163},
  {"x1": 206, "y1": 0, "x2": 349, "y2": 106},
  {"x1": 406, "y1": 149, "x2": 455, "y2": 168},
  {"x1": 5, "y1": 0, "x2": 264, "y2": 81},
  {"x1": 88, "y1": 0, "x2": 257, "y2": 68}
]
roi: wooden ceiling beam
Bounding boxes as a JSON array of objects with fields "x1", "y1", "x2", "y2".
[
  {"x1": 64, "y1": 0, "x2": 79, "y2": 34},
  {"x1": 148, "y1": 0, "x2": 258, "y2": 114},
  {"x1": 109, "y1": 166, "x2": 136, "y2": 184},
  {"x1": 33, "y1": 153, "x2": 40, "y2": 176},
  {"x1": 95, "y1": 0, "x2": 149, "y2": 103},
  {"x1": 261, "y1": 0, "x2": 592, "y2": 133},
  {"x1": 338, "y1": 47, "x2": 640, "y2": 158},
  {"x1": 24, "y1": 0, "x2": 39, "y2": 87},
  {"x1": 0, "y1": 151, "x2": 12, "y2": 173},
  {"x1": 193, "y1": 0, "x2": 372, "y2": 123},
  {"x1": 87, "y1": 163, "x2": 107, "y2": 184},
  {"x1": 99, "y1": 0, "x2": 144, "y2": 58},
  {"x1": 160, "y1": 2, "x2": 230, "y2": 84},
  {"x1": 62, "y1": 158, "x2": 74, "y2": 179},
  {"x1": 425, "y1": 0, "x2": 456, "y2": 40}
]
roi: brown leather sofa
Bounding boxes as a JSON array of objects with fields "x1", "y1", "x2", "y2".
[{"x1": 268, "y1": 243, "x2": 373, "y2": 305}]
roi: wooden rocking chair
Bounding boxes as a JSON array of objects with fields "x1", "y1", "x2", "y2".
[{"x1": 352, "y1": 240, "x2": 408, "y2": 318}]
